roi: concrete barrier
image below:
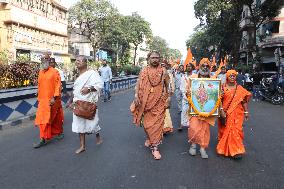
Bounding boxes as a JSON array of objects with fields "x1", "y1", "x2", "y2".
[{"x1": 0, "y1": 75, "x2": 138, "y2": 129}]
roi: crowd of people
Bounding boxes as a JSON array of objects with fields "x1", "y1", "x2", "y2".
[
  {"x1": 33, "y1": 53, "x2": 112, "y2": 154},
  {"x1": 131, "y1": 51, "x2": 252, "y2": 160},
  {"x1": 33, "y1": 50, "x2": 253, "y2": 161}
]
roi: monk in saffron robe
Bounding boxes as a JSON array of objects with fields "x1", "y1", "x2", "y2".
[
  {"x1": 163, "y1": 63, "x2": 174, "y2": 134},
  {"x1": 187, "y1": 58, "x2": 217, "y2": 159},
  {"x1": 131, "y1": 51, "x2": 169, "y2": 160},
  {"x1": 34, "y1": 56, "x2": 64, "y2": 148},
  {"x1": 217, "y1": 70, "x2": 251, "y2": 159}
]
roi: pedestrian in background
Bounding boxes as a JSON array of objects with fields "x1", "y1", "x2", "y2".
[
  {"x1": 179, "y1": 63, "x2": 194, "y2": 131},
  {"x1": 251, "y1": 69, "x2": 262, "y2": 101},
  {"x1": 174, "y1": 64, "x2": 184, "y2": 113},
  {"x1": 66, "y1": 56, "x2": 103, "y2": 154},
  {"x1": 50, "y1": 58, "x2": 67, "y2": 95},
  {"x1": 34, "y1": 54, "x2": 64, "y2": 148},
  {"x1": 98, "y1": 60, "x2": 112, "y2": 102},
  {"x1": 163, "y1": 63, "x2": 174, "y2": 134},
  {"x1": 236, "y1": 69, "x2": 246, "y2": 86},
  {"x1": 217, "y1": 66, "x2": 227, "y2": 85}
]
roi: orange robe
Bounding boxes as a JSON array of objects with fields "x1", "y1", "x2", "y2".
[
  {"x1": 132, "y1": 66, "x2": 169, "y2": 146},
  {"x1": 187, "y1": 74, "x2": 216, "y2": 148},
  {"x1": 216, "y1": 85, "x2": 251, "y2": 157},
  {"x1": 35, "y1": 67, "x2": 64, "y2": 140}
]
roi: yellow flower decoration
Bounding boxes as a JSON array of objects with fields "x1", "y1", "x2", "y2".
[{"x1": 188, "y1": 95, "x2": 222, "y2": 117}]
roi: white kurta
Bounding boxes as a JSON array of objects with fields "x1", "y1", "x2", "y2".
[
  {"x1": 180, "y1": 73, "x2": 190, "y2": 127},
  {"x1": 72, "y1": 70, "x2": 104, "y2": 134}
]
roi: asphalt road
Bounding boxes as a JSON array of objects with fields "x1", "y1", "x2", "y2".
[{"x1": 0, "y1": 90, "x2": 284, "y2": 189}]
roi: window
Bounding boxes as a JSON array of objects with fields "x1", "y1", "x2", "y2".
[
  {"x1": 75, "y1": 49, "x2": 79, "y2": 56},
  {"x1": 266, "y1": 21, "x2": 280, "y2": 34}
]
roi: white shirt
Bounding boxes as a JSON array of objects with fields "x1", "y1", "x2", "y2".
[
  {"x1": 217, "y1": 73, "x2": 226, "y2": 84},
  {"x1": 99, "y1": 65, "x2": 112, "y2": 82},
  {"x1": 55, "y1": 68, "x2": 65, "y2": 81}
]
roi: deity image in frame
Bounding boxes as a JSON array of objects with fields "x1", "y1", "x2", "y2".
[{"x1": 189, "y1": 78, "x2": 221, "y2": 117}]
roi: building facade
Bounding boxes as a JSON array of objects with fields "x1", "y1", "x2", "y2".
[
  {"x1": 0, "y1": 0, "x2": 69, "y2": 63},
  {"x1": 239, "y1": 1, "x2": 284, "y2": 71},
  {"x1": 68, "y1": 28, "x2": 108, "y2": 62}
]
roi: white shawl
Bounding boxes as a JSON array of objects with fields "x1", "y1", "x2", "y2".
[{"x1": 73, "y1": 70, "x2": 103, "y2": 103}]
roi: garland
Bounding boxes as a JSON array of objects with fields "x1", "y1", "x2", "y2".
[{"x1": 187, "y1": 95, "x2": 222, "y2": 117}]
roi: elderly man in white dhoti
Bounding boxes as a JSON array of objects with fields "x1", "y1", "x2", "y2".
[{"x1": 67, "y1": 56, "x2": 104, "y2": 154}]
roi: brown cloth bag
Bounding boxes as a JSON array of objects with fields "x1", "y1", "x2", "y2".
[
  {"x1": 73, "y1": 73, "x2": 97, "y2": 120},
  {"x1": 73, "y1": 100, "x2": 97, "y2": 120}
]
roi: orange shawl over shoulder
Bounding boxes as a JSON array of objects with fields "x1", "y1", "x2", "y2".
[
  {"x1": 217, "y1": 85, "x2": 251, "y2": 156},
  {"x1": 132, "y1": 65, "x2": 169, "y2": 145}
]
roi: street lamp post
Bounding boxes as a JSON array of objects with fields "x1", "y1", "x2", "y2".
[{"x1": 274, "y1": 47, "x2": 282, "y2": 81}]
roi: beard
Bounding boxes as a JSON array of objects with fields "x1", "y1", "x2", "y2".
[
  {"x1": 199, "y1": 69, "x2": 210, "y2": 77},
  {"x1": 41, "y1": 62, "x2": 49, "y2": 70}
]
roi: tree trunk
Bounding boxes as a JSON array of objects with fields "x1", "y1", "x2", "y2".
[
  {"x1": 133, "y1": 45, "x2": 138, "y2": 65},
  {"x1": 92, "y1": 45, "x2": 97, "y2": 61}
]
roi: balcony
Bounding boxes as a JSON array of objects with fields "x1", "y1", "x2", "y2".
[
  {"x1": 239, "y1": 17, "x2": 254, "y2": 31},
  {"x1": 2, "y1": 5, "x2": 68, "y2": 36},
  {"x1": 259, "y1": 34, "x2": 284, "y2": 48}
]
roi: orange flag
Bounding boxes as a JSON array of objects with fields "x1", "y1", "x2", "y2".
[
  {"x1": 212, "y1": 56, "x2": 216, "y2": 67},
  {"x1": 223, "y1": 55, "x2": 227, "y2": 66},
  {"x1": 183, "y1": 48, "x2": 193, "y2": 68}
]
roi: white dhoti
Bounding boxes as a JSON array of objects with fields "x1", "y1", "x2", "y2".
[
  {"x1": 72, "y1": 110, "x2": 101, "y2": 134},
  {"x1": 72, "y1": 69, "x2": 103, "y2": 134}
]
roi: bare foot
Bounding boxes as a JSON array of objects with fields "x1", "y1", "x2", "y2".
[
  {"x1": 144, "y1": 139, "x2": 150, "y2": 147},
  {"x1": 96, "y1": 137, "x2": 103, "y2": 145},
  {"x1": 75, "y1": 147, "x2": 85, "y2": 154}
]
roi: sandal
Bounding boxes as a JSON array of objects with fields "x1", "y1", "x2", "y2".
[
  {"x1": 151, "y1": 147, "x2": 161, "y2": 160},
  {"x1": 144, "y1": 140, "x2": 150, "y2": 147}
]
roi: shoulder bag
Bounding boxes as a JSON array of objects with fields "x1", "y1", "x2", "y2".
[{"x1": 73, "y1": 73, "x2": 97, "y2": 120}]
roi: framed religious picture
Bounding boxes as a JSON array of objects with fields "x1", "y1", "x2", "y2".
[{"x1": 188, "y1": 78, "x2": 222, "y2": 117}]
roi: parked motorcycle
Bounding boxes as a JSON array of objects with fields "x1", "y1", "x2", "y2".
[{"x1": 259, "y1": 78, "x2": 284, "y2": 105}]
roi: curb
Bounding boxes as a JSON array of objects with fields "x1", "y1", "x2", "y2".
[{"x1": 0, "y1": 87, "x2": 134, "y2": 130}]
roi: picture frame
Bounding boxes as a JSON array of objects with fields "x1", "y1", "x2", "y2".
[{"x1": 189, "y1": 78, "x2": 221, "y2": 117}]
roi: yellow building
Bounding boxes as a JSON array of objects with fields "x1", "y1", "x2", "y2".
[{"x1": 0, "y1": 0, "x2": 69, "y2": 64}]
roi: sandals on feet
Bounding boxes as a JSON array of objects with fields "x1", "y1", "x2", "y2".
[{"x1": 151, "y1": 147, "x2": 161, "y2": 160}]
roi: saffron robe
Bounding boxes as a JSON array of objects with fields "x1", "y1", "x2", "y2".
[
  {"x1": 35, "y1": 67, "x2": 63, "y2": 140},
  {"x1": 132, "y1": 65, "x2": 169, "y2": 146},
  {"x1": 216, "y1": 85, "x2": 251, "y2": 157},
  {"x1": 187, "y1": 74, "x2": 216, "y2": 148}
]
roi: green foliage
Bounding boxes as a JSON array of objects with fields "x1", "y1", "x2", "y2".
[
  {"x1": 87, "y1": 60, "x2": 101, "y2": 70},
  {"x1": 69, "y1": 0, "x2": 120, "y2": 59},
  {"x1": 0, "y1": 49, "x2": 9, "y2": 64},
  {"x1": 149, "y1": 36, "x2": 169, "y2": 59},
  {"x1": 0, "y1": 62, "x2": 40, "y2": 89},
  {"x1": 189, "y1": 0, "x2": 283, "y2": 65},
  {"x1": 120, "y1": 64, "x2": 141, "y2": 75},
  {"x1": 168, "y1": 49, "x2": 182, "y2": 60},
  {"x1": 124, "y1": 12, "x2": 152, "y2": 65}
]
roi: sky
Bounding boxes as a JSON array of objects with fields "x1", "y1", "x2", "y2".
[{"x1": 64, "y1": 0, "x2": 199, "y2": 58}]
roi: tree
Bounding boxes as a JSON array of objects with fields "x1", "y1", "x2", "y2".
[
  {"x1": 149, "y1": 36, "x2": 169, "y2": 59},
  {"x1": 125, "y1": 12, "x2": 152, "y2": 65},
  {"x1": 168, "y1": 49, "x2": 182, "y2": 60},
  {"x1": 68, "y1": 0, "x2": 119, "y2": 60},
  {"x1": 192, "y1": 0, "x2": 244, "y2": 64}
]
